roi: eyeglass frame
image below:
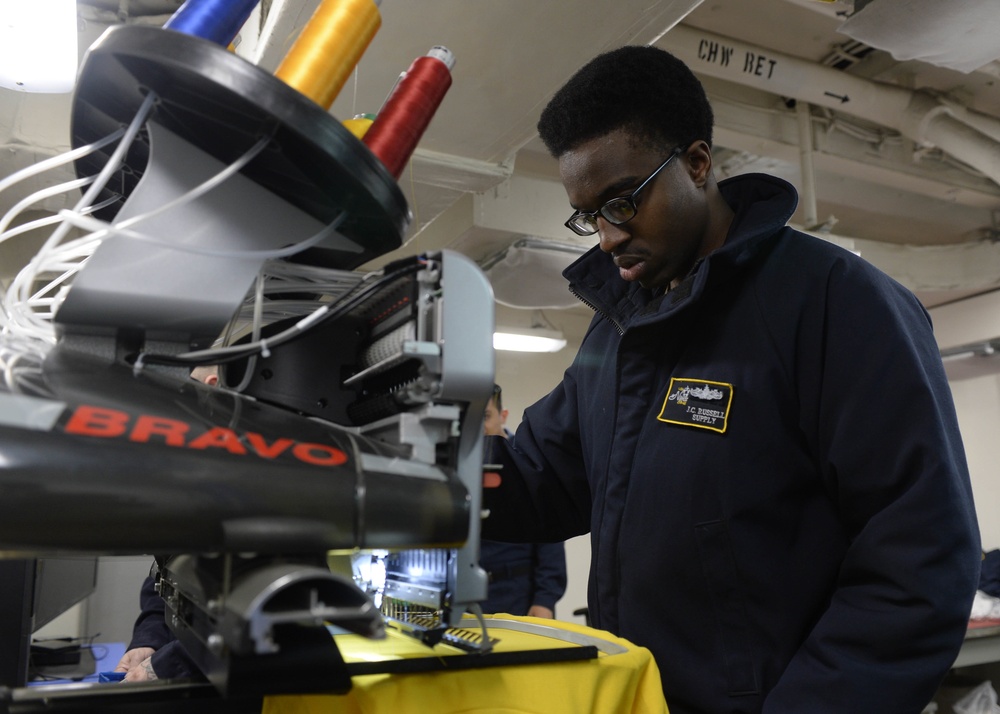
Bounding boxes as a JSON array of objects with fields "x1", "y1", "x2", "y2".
[{"x1": 563, "y1": 146, "x2": 685, "y2": 237}]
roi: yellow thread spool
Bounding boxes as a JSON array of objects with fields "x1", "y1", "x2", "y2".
[
  {"x1": 274, "y1": 0, "x2": 381, "y2": 110},
  {"x1": 342, "y1": 113, "x2": 375, "y2": 139}
]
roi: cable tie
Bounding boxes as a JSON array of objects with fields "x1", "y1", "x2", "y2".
[{"x1": 132, "y1": 353, "x2": 146, "y2": 377}]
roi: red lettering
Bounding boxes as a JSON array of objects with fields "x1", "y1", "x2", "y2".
[
  {"x1": 130, "y1": 415, "x2": 189, "y2": 446},
  {"x1": 187, "y1": 427, "x2": 247, "y2": 455},
  {"x1": 63, "y1": 405, "x2": 348, "y2": 466},
  {"x1": 292, "y1": 442, "x2": 348, "y2": 466},
  {"x1": 64, "y1": 405, "x2": 129, "y2": 437},
  {"x1": 245, "y1": 433, "x2": 294, "y2": 459}
]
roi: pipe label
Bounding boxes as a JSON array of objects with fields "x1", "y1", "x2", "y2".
[{"x1": 697, "y1": 39, "x2": 777, "y2": 80}]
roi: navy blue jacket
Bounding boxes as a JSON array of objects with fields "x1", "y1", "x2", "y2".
[
  {"x1": 482, "y1": 173, "x2": 981, "y2": 714},
  {"x1": 479, "y1": 539, "x2": 567, "y2": 615}
]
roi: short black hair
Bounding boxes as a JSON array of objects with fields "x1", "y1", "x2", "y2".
[
  {"x1": 491, "y1": 383, "x2": 503, "y2": 412},
  {"x1": 537, "y1": 45, "x2": 714, "y2": 158}
]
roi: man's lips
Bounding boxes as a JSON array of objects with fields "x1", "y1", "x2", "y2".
[{"x1": 613, "y1": 254, "x2": 646, "y2": 281}]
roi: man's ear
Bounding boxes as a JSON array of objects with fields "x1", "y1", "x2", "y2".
[
  {"x1": 684, "y1": 140, "x2": 713, "y2": 188},
  {"x1": 501, "y1": 409, "x2": 509, "y2": 424}
]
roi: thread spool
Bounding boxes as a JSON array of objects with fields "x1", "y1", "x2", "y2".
[
  {"x1": 343, "y1": 113, "x2": 376, "y2": 139},
  {"x1": 274, "y1": 0, "x2": 381, "y2": 111},
  {"x1": 163, "y1": 0, "x2": 260, "y2": 46},
  {"x1": 362, "y1": 46, "x2": 454, "y2": 179}
]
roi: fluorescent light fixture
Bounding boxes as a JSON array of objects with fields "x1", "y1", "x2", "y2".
[
  {"x1": 0, "y1": 0, "x2": 78, "y2": 93},
  {"x1": 493, "y1": 327, "x2": 567, "y2": 353}
]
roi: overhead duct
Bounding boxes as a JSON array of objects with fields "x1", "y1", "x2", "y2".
[
  {"x1": 656, "y1": 24, "x2": 1000, "y2": 189},
  {"x1": 839, "y1": 0, "x2": 1000, "y2": 74},
  {"x1": 479, "y1": 237, "x2": 586, "y2": 310}
]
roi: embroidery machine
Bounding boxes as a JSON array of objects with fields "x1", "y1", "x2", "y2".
[{"x1": 0, "y1": 18, "x2": 498, "y2": 708}]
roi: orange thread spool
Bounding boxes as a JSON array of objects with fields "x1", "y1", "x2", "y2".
[
  {"x1": 363, "y1": 46, "x2": 454, "y2": 179},
  {"x1": 274, "y1": 0, "x2": 381, "y2": 110}
]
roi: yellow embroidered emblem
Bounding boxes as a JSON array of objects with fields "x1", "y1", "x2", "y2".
[{"x1": 657, "y1": 377, "x2": 734, "y2": 434}]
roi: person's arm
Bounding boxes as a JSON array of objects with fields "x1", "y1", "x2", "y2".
[
  {"x1": 762, "y1": 261, "x2": 981, "y2": 713},
  {"x1": 527, "y1": 541, "x2": 567, "y2": 618},
  {"x1": 147, "y1": 640, "x2": 201, "y2": 680},
  {"x1": 115, "y1": 574, "x2": 172, "y2": 679},
  {"x1": 114, "y1": 571, "x2": 202, "y2": 682},
  {"x1": 482, "y1": 364, "x2": 592, "y2": 544},
  {"x1": 483, "y1": 430, "x2": 590, "y2": 544}
]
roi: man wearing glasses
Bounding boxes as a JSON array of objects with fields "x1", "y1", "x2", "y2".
[{"x1": 481, "y1": 45, "x2": 980, "y2": 714}]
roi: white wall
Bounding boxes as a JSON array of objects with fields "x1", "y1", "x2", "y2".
[
  {"x1": 84, "y1": 556, "x2": 154, "y2": 646},
  {"x1": 949, "y1": 375, "x2": 1000, "y2": 550},
  {"x1": 931, "y1": 294, "x2": 1000, "y2": 551}
]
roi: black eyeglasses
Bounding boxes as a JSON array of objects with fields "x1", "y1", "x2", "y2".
[{"x1": 564, "y1": 147, "x2": 684, "y2": 237}]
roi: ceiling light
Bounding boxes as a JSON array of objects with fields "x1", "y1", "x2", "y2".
[
  {"x1": 493, "y1": 327, "x2": 567, "y2": 353},
  {"x1": 0, "y1": 0, "x2": 78, "y2": 93}
]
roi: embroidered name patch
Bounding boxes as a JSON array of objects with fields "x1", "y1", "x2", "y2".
[{"x1": 657, "y1": 378, "x2": 734, "y2": 434}]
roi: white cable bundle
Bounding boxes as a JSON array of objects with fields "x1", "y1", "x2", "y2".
[
  {"x1": 0, "y1": 90, "x2": 357, "y2": 381},
  {"x1": 0, "y1": 86, "x2": 378, "y2": 388},
  {"x1": 0, "y1": 92, "x2": 156, "y2": 349},
  {"x1": 0, "y1": 147, "x2": 120, "y2": 347}
]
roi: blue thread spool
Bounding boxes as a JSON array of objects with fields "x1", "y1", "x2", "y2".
[{"x1": 164, "y1": 0, "x2": 260, "y2": 46}]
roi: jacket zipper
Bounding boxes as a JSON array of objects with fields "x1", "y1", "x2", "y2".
[
  {"x1": 569, "y1": 283, "x2": 627, "y2": 630},
  {"x1": 569, "y1": 286, "x2": 626, "y2": 336}
]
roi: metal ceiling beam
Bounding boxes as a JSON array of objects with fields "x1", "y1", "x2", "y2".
[{"x1": 658, "y1": 23, "x2": 1000, "y2": 188}]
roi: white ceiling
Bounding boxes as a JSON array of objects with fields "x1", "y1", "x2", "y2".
[{"x1": 4, "y1": 0, "x2": 1000, "y2": 311}]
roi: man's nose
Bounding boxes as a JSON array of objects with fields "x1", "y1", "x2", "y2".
[{"x1": 598, "y1": 219, "x2": 630, "y2": 254}]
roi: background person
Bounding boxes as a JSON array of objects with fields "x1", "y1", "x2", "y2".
[
  {"x1": 113, "y1": 565, "x2": 200, "y2": 682},
  {"x1": 480, "y1": 384, "x2": 566, "y2": 618}
]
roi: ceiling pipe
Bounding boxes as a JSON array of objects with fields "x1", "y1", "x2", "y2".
[
  {"x1": 795, "y1": 100, "x2": 818, "y2": 227},
  {"x1": 935, "y1": 96, "x2": 1000, "y2": 146},
  {"x1": 657, "y1": 24, "x2": 1000, "y2": 188}
]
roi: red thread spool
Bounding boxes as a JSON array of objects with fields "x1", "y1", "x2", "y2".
[{"x1": 363, "y1": 46, "x2": 454, "y2": 178}]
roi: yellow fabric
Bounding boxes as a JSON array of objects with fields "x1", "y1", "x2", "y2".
[{"x1": 263, "y1": 615, "x2": 668, "y2": 714}]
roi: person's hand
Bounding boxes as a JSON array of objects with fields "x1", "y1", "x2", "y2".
[
  {"x1": 123, "y1": 656, "x2": 158, "y2": 682},
  {"x1": 527, "y1": 605, "x2": 554, "y2": 619},
  {"x1": 114, "y1": 647, "x2": 158, "y2": 682}
]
